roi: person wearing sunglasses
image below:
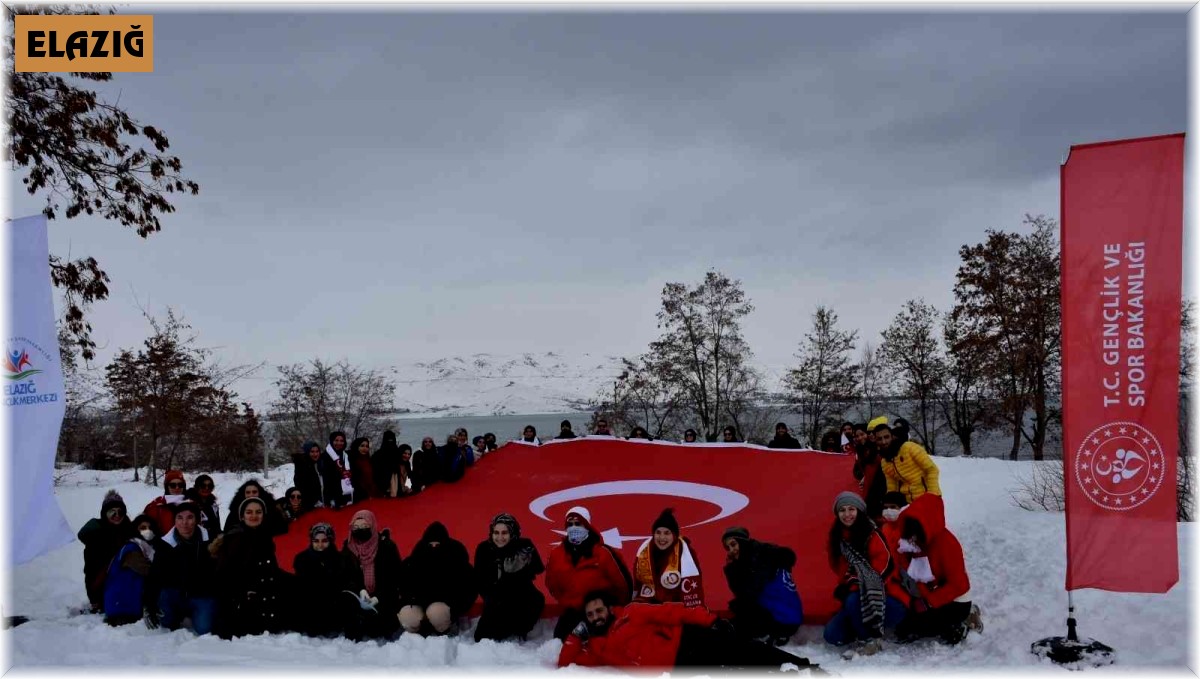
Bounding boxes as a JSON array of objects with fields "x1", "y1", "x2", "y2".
[
  {"x1": 142, "y1": 470, "x2": 189, "y2": 537},
  {"x1": 278, "y1": 487, "x2": 306, "y2": 522},
  {"x1": 77, "y1": 489, "x2": 134, "y2": 613},
  {"x1": 186, "y1": 474, "x2": 222, "y2": 538}
]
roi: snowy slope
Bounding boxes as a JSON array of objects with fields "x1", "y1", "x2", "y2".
[
  {"x1": 390, "y1": 352, "x2": 623, "y2": 417},
  {"x1": 6, "y1": 458, "x2": 1190, "y2": 672}
]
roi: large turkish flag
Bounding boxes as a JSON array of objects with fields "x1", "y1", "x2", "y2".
[
  {"x1": 274, "y1": 438, "x2": 856, "y2": 622},
  {"x1": 1061, "y1": 133, "x2": 1184, "y2": 593}
]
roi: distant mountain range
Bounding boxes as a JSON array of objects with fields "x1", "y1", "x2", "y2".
[{"x1": 390, "y1": 352, "x2": 625, "y2": 417}]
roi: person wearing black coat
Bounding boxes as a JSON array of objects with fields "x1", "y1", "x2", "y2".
[
  {"x1": 399, "y1": 521, "x2": 477, "y2": 636},
  {"x1": 473, "y1": 513, "x2": 545, "y2": 642},
  {"x1": 223, "y1": 479, "x2": 287, "y2": 536},
  {"x1": 437, "y1": 434, "x2": 472, "y2": 484},
  {"x1": 185, "y1": 474, "x2": 222, "y2": 538},
  {"x1": 339, "y1": 509, "x2": 404, "y2": 641},
  {"x1": 767, "y1": 423, "x2": 803, "y2": 449},
  {"x1": 292, "y1": 521, "x2": 343, "y2": 637},
  {"x1": 372, "y1": 430, "x2": 410, "y2": 498},
  {"x1": 77, "y1": 489, "x2": 134, "y2": 612},
  {"x1": 721, "y1": 527, "x2": 803, "y2": 644},
  {"x1": 212, "y1": 497, "x2": 293, "y2": 638},
  {"x1": 411, "y1": 437, "x2": 440, "y2": 492},
  {"x1": 144, "y1": 502, "x2": 218, "y2": 634},
  {"x1": 293, "y1": 440, "x2": 325, "y2": 510}
]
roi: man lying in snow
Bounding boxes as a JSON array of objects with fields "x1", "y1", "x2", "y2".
[{"x1": 557, "y1": 591, "x2": 822, "y2": 672}]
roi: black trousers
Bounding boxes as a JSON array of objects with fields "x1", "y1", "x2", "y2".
[
  {"x1": 674, "y1": 625, "x2": 816, "y2": 671},
  {"x1": 729, "y1": 600, "x2": 800, "y2": 641},
  {"x1": 475, "y1": 589, "x2": 545, "y2": 642},
  {"x1": 896, "y1": 600, "x2": 971, "y2": 644}
]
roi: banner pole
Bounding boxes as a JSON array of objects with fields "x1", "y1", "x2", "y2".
[{"x1": 1066, "y1": 591, "x2": 1078, "y2": 642}]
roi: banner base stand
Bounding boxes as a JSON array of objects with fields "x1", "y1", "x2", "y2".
[{"x1": 1031, "y1": 636, "x2": 1115, "y2": 667}]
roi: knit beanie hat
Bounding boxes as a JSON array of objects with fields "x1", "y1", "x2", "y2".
[
  {"x1": 163, "y1": 469, "x2": 186, "y2": 492},
  {"x1": 301, "y1": 440, "x2": 318, "y2": 455},
  {"x1": 490, "y1": 512, "x2": 521, "y2": 540},
  {"x1": 239, "y1": 496, "x2": 266, "y2": 519},
  {"x1": 721, "y1": 526, "x2": 750, "y2": 543},
  {"x1": 652, "y1": 508, "x2": 680, "y2": 536},
  {"x1": 867, "y1": 416, "x2": 890, "y2": 433},
  {"x1": 310, "y1": 522, "x2": 335, "y2": 543},
  {"x1": 565, "y1": 506, "x2": 592, "y2": 527},
  {"x1": 833, "y1": 491, "x2": 868, "y2": 515},
  {"x1": 101, "y1": 489, "x2": 126, "y2": 515}
]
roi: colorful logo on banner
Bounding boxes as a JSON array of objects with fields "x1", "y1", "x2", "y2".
[
  {"x1": 1073, "y1": 421, "x2": 1164, "y2": 510},
  {"x1": 4, "y1": 337, "x2": 58, "y2": 406}
]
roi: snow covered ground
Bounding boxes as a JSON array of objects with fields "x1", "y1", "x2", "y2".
[{"x1": 5, "y1": 457, "x2": 1192, "y2": 673}]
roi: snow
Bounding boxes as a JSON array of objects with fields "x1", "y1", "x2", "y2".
[{"x1": 5, "y1": 458, "x2": 1192, "y2": 674}]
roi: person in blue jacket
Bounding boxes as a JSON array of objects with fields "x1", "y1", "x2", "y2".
[
  {"x1": 721, "y1": 526, "x2": 803, "y2": 646},
  {"x1": 103, "y1": 513, "x2": 160, "y2": 626}
]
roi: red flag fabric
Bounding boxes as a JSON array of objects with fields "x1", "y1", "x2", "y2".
[
  {"x1": 1061, "y1": 132, "x2": 1184, "y2": 593},
  {"x1": 275, "y1": 438, "x2": 857, "y2": 621}
]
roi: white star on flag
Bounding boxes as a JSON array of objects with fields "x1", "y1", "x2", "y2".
[
  {"x1": 1093, "y1": 437, "x2": 1100, "y2": 445},
  {"x1": 1119, "y1": 427, "x2": 1128, "y2": 434},
  {"x1": 1104, "y1": 430, "x2": 1113, "y2": 437},
  {"x1": 1142, "y1": 437, "x2": 1151, "y2": 444}
]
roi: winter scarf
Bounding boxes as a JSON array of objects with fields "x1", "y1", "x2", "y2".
[
  {"x1": 841, "y1": 538, "x2": 887, "y2": 638},
  {"x1": 326, "y1": 443, "x2": 353, "y2": 497},
  {"x1": 347, "y1": 510, "x2": 380, "y2": 595},
  {"x1": 488, "y1": 513, "x2": 536, "y2": 578},
  {"x1": 634, "y1": 537, "x2": 701, "y2": 605}
]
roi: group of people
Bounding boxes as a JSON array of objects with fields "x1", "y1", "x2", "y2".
[
  {"x1": 76, "y1": 413, "x2": 977, "y2": 667},
  {"x1": 822, "y1": 415, "x2": 982, "y2": 655}
]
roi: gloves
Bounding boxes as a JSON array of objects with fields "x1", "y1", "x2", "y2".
[
  {"x1": 143, "y1": 606, "x2": 159, "y2": 630},
  {"x1": 570, "y1": 620, "x2": 589, "y2": 639},
  {"x1": 710, "y1": 618, "x2": 735, "y2": 635}
]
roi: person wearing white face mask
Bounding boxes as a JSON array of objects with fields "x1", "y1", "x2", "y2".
[
  {"x1": 545, "y1": 506, "x2": 635, "y2": 641},
  {"x1": 102, "y1": 513, "x2": 160, "y2": 626},
  {"x1": 878, "y1": 491, "x2": 909, "y2": 554}
]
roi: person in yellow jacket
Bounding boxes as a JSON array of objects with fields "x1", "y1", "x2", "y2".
[{"x1": 867, "y1": 416, "x2": 940, "y2": 503}]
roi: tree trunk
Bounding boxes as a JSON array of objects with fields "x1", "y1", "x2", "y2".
[{"x1": 1009, "y1": 410, "x2": 1022, "y2": 461}]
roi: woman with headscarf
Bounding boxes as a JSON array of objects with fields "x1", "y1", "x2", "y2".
[
  {"x1": 102, "y1": 512, "x2": 159, "y2": 626},
  {"x1": 372, "y1": 430, "x2": 410, "y2": 498},
  {"x1": 339, "y1": 510, "x2": 404, "y2": 641},
  {"x1": 399, "y1": 522, "x2": 476, "y2": 636},
  {"x1": 823, "y1": 491, "x2": 908, "y2": 653},
  {"x1": 292, "y1": 522, "x2": 343, "y2": 637},
  {"x1": 292, "y1": 440, "x2": 325, "y2": 509},
  {"x1": 223, "y1": 479, "x2": 286, "y2": 536},
  {"x1": 348, "y1": 436, "x2": 376, "y2": 503},
  {"x1": 78, "y1": 489, "x2": 134, "y2": 613},
  {"x1": 473, "y1": 512, "x2": 545, "y2": 642},
  {"x1": 632, "y1": 508, "x2": 705, "y2": 608},
  {"x1": 277, "y1": 486, "x2": 306, "y2": 522},
  {"x1": 212, "y1": 497, "x2": 292, "y2": 638},
  {"x1": 411, "y1": 436, "x2": 440, "y2": 492},
  {"x1": 321, "y1": 430, "x2": 353, "y2": 509}
]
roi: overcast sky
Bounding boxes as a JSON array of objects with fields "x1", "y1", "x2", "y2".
[{"x1": 10, "y1": 8, "x2": 1189, "y2": 406}]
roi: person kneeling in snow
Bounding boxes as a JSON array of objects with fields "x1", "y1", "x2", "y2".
[
  {"x1": 633, "y1": 508, "x2": 705, "y2": 608},
  {"x1": 78, "y1": 489, "x2": 134, "y2": 614},
  {"x1": 144, "y1": 502, "x2": 217, "y2": 635},
  {"x1": 546, "y1": 506, "x2": 635, "y2": 640},
  {"x1": 557, "y1": 592, "x2": 821, "y2": 672},
  {"x1": 473, "y1": 513, "x2": 546, "y2": 642},
  {"x1": 399, "y1": 521, "x2": 477, "y2": 636},
  {"x1": 823, "y1": 492, "x2": 908, "y2": 652},
  {"x1": 339, "y1": 510, "x2": 404, "y2": 641},
  {"x1": 721, "y1": 526, "x2": 803, "y2": 646},
  {"x1": 103, "y1": 513, "x2": 160, "y2": 626},
  {"x1": 892, "y1": 493, "x2": 983, "y2": 645}
]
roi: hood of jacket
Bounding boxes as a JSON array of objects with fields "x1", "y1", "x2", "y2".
[{"x1": 901, "y1": 492, "x2": 946, "y2": 544}]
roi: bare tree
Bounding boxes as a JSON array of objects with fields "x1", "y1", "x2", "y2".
[
  {"x1": 595, "y1": 354, "x2": 686, "y2": 440},
  {"x1": 858, "y1": 341, "x2": 883, "y2": 422},
  {"x1": 785, "y1": 306, "x2": 859, "y2": 447},
  {"x1": 879, "y1": 299, "x2": 946, "y2": 454},
  {"x1": 940, "y1": 309, "x2": 993, "y2": 456},
  {"x1": 269, "y1": 359, "x2": 398, "y2": 456}
]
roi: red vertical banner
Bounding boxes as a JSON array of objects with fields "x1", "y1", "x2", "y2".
[{"x1": 1061, "y1": 133, "x2": 1184, "y2": 593}]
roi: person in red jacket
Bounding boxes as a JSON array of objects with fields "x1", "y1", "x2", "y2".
[
  {"x1": 557, "y1": 591, "x2": 819, "y2": 671},
  {"x1": 545, "y1": 506, "x2": 634, "y2": 640},
  {"x1": 142, "y1": 470, "x2": 188, "y2": 536},
  {"x1": 878, "y1": 491, "x2": 909, "y2": 554},
  {"x1": 823, "y1": 491, "x2": 909, "y2": 651},
  {"x1": 892, "y1": 493, "x2": 983, "y2": 644}
]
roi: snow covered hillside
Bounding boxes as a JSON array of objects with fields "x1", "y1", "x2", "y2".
[
  {"x1": 7, "y1": 458, "x2": 1190, "y2": 671},
  {"x1": 390, "y1": 352, "x2": 622, "y2": 417}
]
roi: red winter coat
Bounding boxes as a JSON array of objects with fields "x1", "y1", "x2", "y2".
[
  {"x1": 829, "y1": 525, "x2": 910, "y2": 607},
  {"x1": 546, "y1": 534, "x2": 632, "y2": 611},
  {"x1": 898, "y1": 493, "x2": 970, "y2": 609},
  {"x1": 557, "y1": 602, "x2": 717, "y2": 669},
  {"x1": 143, "y1": 497, "x2": 178, "y2": 536}
]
